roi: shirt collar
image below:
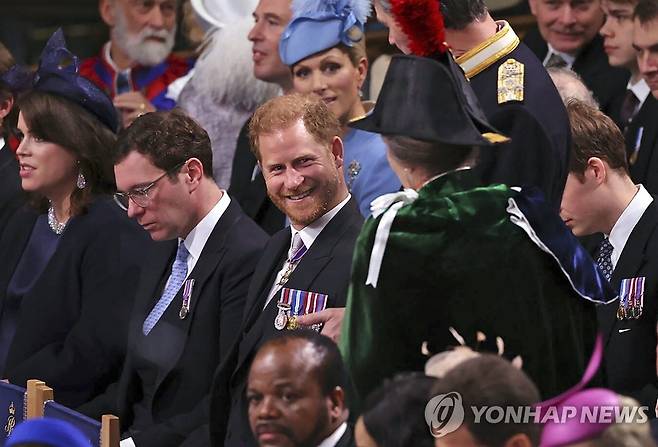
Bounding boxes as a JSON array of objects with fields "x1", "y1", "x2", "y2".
[
  {"x1": 608, "y1": 184, "x2": 653, "y2": 267},
  {"x1": 181, "y1": 191, "x2": 231, "y2": 262},
  {"x1": 0, "y1": 137, "x2": 5, "y2": 151},
  {"x1": 291, "y1": 194, "x2": 351, "y2": 250},
  {"x1": 455, "y1": 21, "x2": 520, "y2": 79},
  {"x1": 317, "y1": 423, "x2": 347, "y2": 447},
  {"x1": 627, "y1": 78, "x2": 651, "y2": 108},
  {"x1": 104, "y1": 41, "x2": 132, "y2": 74},
  {"x1": 544, "y1": 44, "x2": 577, "y2": 69}
]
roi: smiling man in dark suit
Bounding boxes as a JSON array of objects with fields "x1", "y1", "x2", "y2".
[
  {"x1": 79, "y1": 109, "x2": 268, "y2": 447},
  {"x1": 524, "y1": 0, "x2": 629, "y2": 119},
  {"x1": 210, "y1": 93, "x2": 363, "y2": 447},
  {"x1": 560, "y1": 99, "x2": 658, "y2": 411}
]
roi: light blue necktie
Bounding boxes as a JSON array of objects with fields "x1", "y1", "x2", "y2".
[
  {"x1": 116, "y1": 71, "x2": 132, "y2": 94},
  {"x1": 143, "y1": 241, "x2": 190, "y2": 335}
]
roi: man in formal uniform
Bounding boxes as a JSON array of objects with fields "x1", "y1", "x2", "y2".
[
  {"x1": 247, "y1": 331, "x2": 353, "y2": 447},
  {"x1": 524, "y1": 0, "x2": 629, "y2": 119},
  {"x1": 374, "y1": 0, "x2": 570, "y2": 208},
  {"x1": 80, "y1": 0, "x2": 194, "y2": 128},
  {"x1": 635, "y1": 0, "x2": 658, "y2": 99},
  {"x1": 228, "y1": 0, "x2": 293, "y2": 235},
  {"x1": 560, "y1": 99, "x2": 658, "y2": 411},
  {"x1": 211, "y1": 93, "x2": 363, "y2": 447},
  {"x1": 600, "y1": 0, "x2": 658, "y2": 194},
  {"x1": 79, "y1": 110, "x2": 268, "y2": 447},
  {"x1": 0, "y1": 43, "x2": 22, "y2": 238}
]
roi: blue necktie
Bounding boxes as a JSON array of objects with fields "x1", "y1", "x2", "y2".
[
  {"x1": 596, "y1": 237, "x2": 614, "y2": 282},
  {"x1": 143, "y1": 242, "x2": 190, "y2": 335}
]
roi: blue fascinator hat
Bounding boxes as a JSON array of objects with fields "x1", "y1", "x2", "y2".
[
  {"x1": 279, "y1": 0, "x2": 371, "y2": 66},
  {"x1": 0, "y1": 29, "x2": 119, "y2": 133}
]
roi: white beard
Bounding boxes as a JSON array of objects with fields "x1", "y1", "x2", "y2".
[{"x1": 111, "y1": 6, "x2": 177, "y2": 66}]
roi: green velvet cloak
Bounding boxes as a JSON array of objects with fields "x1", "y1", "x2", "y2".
[{"x1": 340, "y1": 170, "x2": 598, "y2": 405}]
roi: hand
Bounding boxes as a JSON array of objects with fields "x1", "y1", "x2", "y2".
[
  {"x1": 296, "y1": 308, "x2": 345, "y2": 343},
  {"x1": 113, "y1": 91, "x2": 156, "y2": 128}
]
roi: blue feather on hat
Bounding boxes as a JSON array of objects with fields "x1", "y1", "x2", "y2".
[{"x1": 291, "y1": 0, "x2": 372, "y2": 24}]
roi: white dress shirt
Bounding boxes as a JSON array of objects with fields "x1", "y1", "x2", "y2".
[
  {"x1": 543, "y1": 44, "x2": 577, "y2": 69},
  {"x1": 317, "y1": 422, "x2": 348, "y2": 447},
  {"x1": 608, "y1": 185, "x2": 653, "y2": 270}
]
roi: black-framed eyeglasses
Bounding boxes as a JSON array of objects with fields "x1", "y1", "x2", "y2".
[{"x1": 114, "y1": 161, "x2": 186, "y2": 211}]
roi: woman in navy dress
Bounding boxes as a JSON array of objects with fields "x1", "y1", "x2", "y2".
[{"x1": 0, "y1": 30, "x2": 149, "y2": 407}]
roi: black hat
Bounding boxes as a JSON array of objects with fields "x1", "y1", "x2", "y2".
[
  {"x1": 350, "y1": 53, "x2": 508, "y2": 146},
  {"x1": 1, "y1": 29, "x2": 119, "y2": 133}
]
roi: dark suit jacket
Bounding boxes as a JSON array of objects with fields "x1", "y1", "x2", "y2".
[
  {"x1": 0, "y1": 198, "x2": 151, "y2": 407},
  {"x1": 79, "y1": 199, "x2": 268, "y2": 447},
  {"x1": 628, "y1": 96, "x2": 658, "y2": 195},
  {"x1": 0, "y1": 145, "x2": 23, "y2": 238},
  {"x1": 468, "y1": 42, "x2": 570, "y2": 209},
  {"x1": 211, "y1": 199, "x2": 363, "y2": 447},
  {"x1": 523, "y1": 29, "x2": 629, "y2": 120},
  {"x1": 228, "y1": 120, "x2": 285, "y2": 235},
  {"x1": 596, "y1": 201, "x2": 658, "y2": 409}
]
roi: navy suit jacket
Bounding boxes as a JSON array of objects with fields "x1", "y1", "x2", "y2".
[
  {"x1": 0, "y1": 198, "x2": 150, "y2": 407},
  {"x1": 628, "y1": 96, "x2": 658, "y2": 195},
  {"x1": 79, "y1": 199, "x2": 268, "y2": 447},
  {"x1": 211, "y1": 199, "x2": 363, "y2": 447},
  {"x1": 596, "y1": 201, "x2": 658, "y2": 409},
  {"x1": 0, "y1": 145, "x2": 23, "y2": 238}
]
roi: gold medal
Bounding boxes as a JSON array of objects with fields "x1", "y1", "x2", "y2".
[{"x1": 286, "y1": 316, "x2": 299, "y2": 330}]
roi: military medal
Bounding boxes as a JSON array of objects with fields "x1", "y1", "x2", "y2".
[
  {"x1": 617, "y1": 277, "x2": 645, "y2": 320},
  {"x1": 275, "y1": 287, "x2": 328, "y2": 331},
  {"x1": 274, "y1": 303, "x2": 290, "y2": 331},
  {"x1": 179, "y1": 278, "x2": 195, "y2": 319}
]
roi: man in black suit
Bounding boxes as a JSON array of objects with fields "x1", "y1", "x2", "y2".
[
  {"x1": 212, "y1": 93, "x2": 363, "y2": 447},
  {"x1": 247, "y1": 331, "x2": 354, "y2": 447},
  {"x1": 228, "y1": 0, "x2": 293, "y2": 235},
  {"x1": 560, "y1": 100, "x2": 658, "y2": 410},
  {"x1": 0, "y1": 43, "x2": 22, "y2": 237},
  {"x1": 374, "y1": 0, "x2": 570, "y2": 208},
  {"x1": 524, "y1": 0, "x2": 629, "y2": 118},
  {"x1": 635, "y1": 0, "x2": 658, "y2": 99},
  {"x1": 599, "y1": 0, "x2": 658, "y2": 195},
  {"x1": 79, "y1": 109, "x2": 268, "y2": 447}
]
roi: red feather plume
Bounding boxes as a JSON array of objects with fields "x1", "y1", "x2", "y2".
[{"x1": 390, "y1": 0, "x2": 448, "y2": 57}]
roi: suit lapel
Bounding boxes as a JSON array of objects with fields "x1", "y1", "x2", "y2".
[
  {"x1": 151, "y1": 200, "x2": 242, "y2": 391},
  {"x1": 629, "y1": 98, "x2": 658, "y2": 182},
  {"x1": 602, "y1": 202, "x2": 658, "y2": 344}
]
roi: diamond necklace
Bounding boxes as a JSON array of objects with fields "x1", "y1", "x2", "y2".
[{"x1": 47, "y1": 204, "x2": 68, "y2": 235}]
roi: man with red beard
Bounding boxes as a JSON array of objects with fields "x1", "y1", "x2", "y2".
[
  {"x1": 209, "y1": 93, "x2": 363, "y2": 447},
  {"x1": 81, "y1": 0, "x2": 194, "y2": 128}
]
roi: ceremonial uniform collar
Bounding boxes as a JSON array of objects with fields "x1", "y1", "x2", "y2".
[{"x1": 455, "y1": 21, "x2": 520, "y2": 79}]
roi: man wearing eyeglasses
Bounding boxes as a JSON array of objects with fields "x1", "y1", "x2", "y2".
[
  {"x1": 78, "y1": 109, "x2": 268, "y2": 447},
  {"x1": 81, "y1": 0, "x2": 194, "y2": 129}
]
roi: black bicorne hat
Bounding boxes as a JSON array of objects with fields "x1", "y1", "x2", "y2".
[
  {"x1": 350, "y1": 0, "x2": 508, "y2": 147},
  {"x1": 351, "y1": 53, "x2": 508, "y2": 146}
]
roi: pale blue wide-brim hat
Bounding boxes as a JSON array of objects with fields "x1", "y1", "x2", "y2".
[{"x1": 279, "y1": 0, "x2": 372, "y2": 66}]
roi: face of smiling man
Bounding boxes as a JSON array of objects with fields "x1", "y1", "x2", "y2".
[{"x1": 257, "y1": 119, "x2": 347, "y2": 229}]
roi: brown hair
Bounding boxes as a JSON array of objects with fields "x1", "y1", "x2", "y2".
[
  {"x1": 18, "y1": 91, "x2": 117, "y2": 215},
  {"x1": 431, "y1": 355, "x2": 542, "y2": 447},
  {"x1": 566, "y1": 99, "x2": 628, "y2": 179},
  {"x1": 635, "y1": 0, "x2": 658, "y2": 23},
  {"x1": 384, "y1": 135, "x2": 479, "y2": 175},
  {"x1": 0, "y1": 42, "x2": 17, "y2": 138},
  {"x1": 115, "y1": 108, "x2": 214, "y2": 178},
  {"x1": 248, "y1": 93, "x2": 341, "y2": 160}
]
